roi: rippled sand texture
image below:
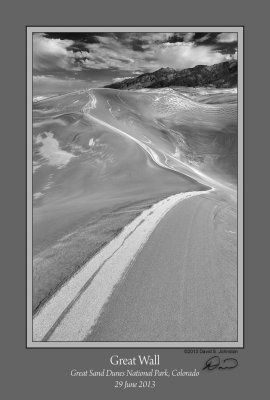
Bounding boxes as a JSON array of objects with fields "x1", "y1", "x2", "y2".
[{"x1": 33, "y1": 87, "x2": 237, "y2": 312}]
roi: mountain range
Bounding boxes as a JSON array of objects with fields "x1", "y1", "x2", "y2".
[{"x1": 105, "y1": 60, "x2": 237, "y2": 90}]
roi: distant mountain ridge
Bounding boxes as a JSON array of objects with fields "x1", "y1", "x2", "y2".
[{"x1": 105, "y1": 60, "x2": 237, "y2": 90}]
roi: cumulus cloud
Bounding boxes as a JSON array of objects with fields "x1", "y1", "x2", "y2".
[
  {"x1": 33, "y1": 33, "x2": 81, "y2": 72},
  {"x1": 35, "y1": 33, "x2": 212, "y2": 75},
  {"x1": 155, "y1": 42, "x2": 229, "y2": 70},
  {"x1": 81, "y1": 34, "x2": 229, "y2": 73},
  {"x1": 82, "y1": 40, "x2": 136, "y2": 70},
  {"x1": 216, "y1": 33, "x2": 237, "y2": 43}
]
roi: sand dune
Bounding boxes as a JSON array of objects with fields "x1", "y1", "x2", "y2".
[{"x1": 32, "y1": 87, "x2": 238, "y2": 340}]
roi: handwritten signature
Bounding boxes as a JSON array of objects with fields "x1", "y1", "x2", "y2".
[{"x1": 202, "y1": 356, "x2": 238, "y2": 371}]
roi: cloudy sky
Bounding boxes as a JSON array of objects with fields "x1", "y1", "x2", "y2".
[{"x1": 33, "y1": 31, "x2": 237, "y2": 96}]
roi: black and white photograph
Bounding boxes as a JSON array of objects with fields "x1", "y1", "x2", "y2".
[{"x1": 27, "y1": 27, "x2": 243, "y2": 346}]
